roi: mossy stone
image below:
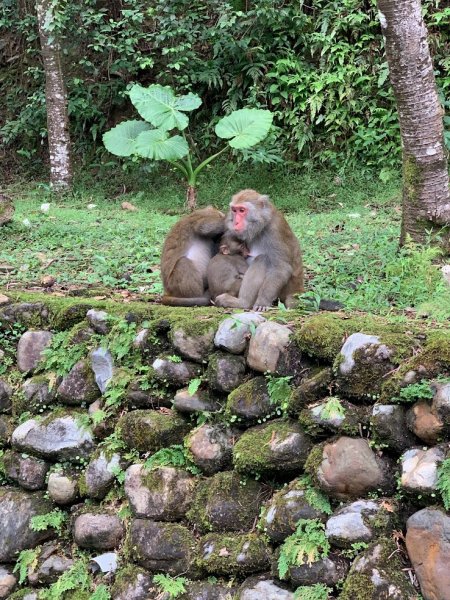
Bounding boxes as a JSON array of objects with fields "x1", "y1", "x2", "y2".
[
  {"x1": 118, "y1": 409, "x2": 190, "y2": 452},
  {"x1": 198, "y1": 532, "x2": 271, "y2": 575}
]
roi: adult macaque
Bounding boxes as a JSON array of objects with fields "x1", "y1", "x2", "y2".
[
  {"x1": 161, "y1": 206, "x2": 225, "y2": 306},
  {"x1": 214, "y1": 189, "x2": 304, "y2": 311},
  {"x1": 207, "y1": 232, "x2": 249, "y2": 301}
]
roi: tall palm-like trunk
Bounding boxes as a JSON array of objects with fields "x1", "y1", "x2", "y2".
[
  {"x1": 36, "y1": 0, "x2": 72, "y2": 189},
  {"x1": 377, "y1": 0, "x2": 450, "y2": 251}
]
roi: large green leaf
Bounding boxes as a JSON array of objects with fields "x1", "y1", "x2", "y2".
[
  {"x1": 129, "y1": 84, "x2": 201, "y2": 131},
  {"x1": 215, "y1": 108, "x2": 273, "y2": 149},
  {"x1": 103, "y1": 120, "x2": 151, "y2": 156},
  {"x1": 135, "y1": 129, "x2": 189, "y2": 160}
]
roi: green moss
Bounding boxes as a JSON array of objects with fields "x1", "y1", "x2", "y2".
[
  {"x1": 304, "y1": 444, "x2": 325, "y2": 485},
  {"x1": 198, "y1": 532, "x2": 270, "y2": 575},
  {"x1": 232, "y1": 418, "x2": 310, "y2": 476},
  {"x1": 225, "y1": 376, "x2": 271, "y2": 420},
  {"x1": 118, "y1": 409, "x2": 190, "y2": 453},
  {"x1": 339, "y1": 572, "x2": 375, "y2": 600},
  {"x1": 381, "y1": 329, "x2": 450, "y2": 401},
  {"x1": 9, "y1": 590, "x2": 37, "y2": 600},
  {"x1": 111, "y1": 565, "x2": 149, "y2": 598}
]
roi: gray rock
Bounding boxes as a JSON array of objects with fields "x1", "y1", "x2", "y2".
[
  {"x1": 299, "y1": 398, "x2": 368, "y2": 437},
  {"x1": 226, "y1": 376, "x2": 272, "y2": 422},
  {"x1": 119, "y1": 409, "x2": 189, "y2": 453},
  {"x1": 173, "y1": 387, "x2": 220, "y2": 414},
  {"x1": 185, "y1": 423, "x2": 235, "y2": 474},
  {"x1": 286, "y1": 554, "x2": 349, "y2": 587},
  {"x1": 91, "y1": 347, "x2": 114, "y2": 393},
  {"x1": 0, "y1": 416, "x2": 12, "y2": 446},
  {"x1": 336, "y1": 332, "x2": 394, "y2": 398},
  {"x1": 406, "y1": 401, "x2": 443, "y2": 445},
  {"x1": 0, "y1": 302, "x2": 49, "y2": 329},
  {"x1": 199, "y1": 532, "x2": 271, "y2": 575},
  {"x1": 12, "y1": 415, "x2": 95, "y2": 461},
  {"x1": 83, "y1": 451, "x2": 122, "y2": 500},
  {"x1": 0, "y1": 379, "x2": 12, "y2": 413},
  {"x1": 57, "y1": 359, "x2": 100, "y2": 405},
  {"x1": 188, "y1": 471, "x2": 263, "y2": 533},
  {"x1": 0, "y1": 565, "x2": 17, "y2": 599},
  {"x1": 233, "y1": 419, "x2": 312, "y2": 476},
  {"x1": 0, "y1": 488, "x2": 54, "y2": 561},
  {"x1": 111, "y1": 566, "x2": 156, "y2": 600},
  {"x1": 17, "y1": 330, "x2": 53, "y2": 373},
  {"x1": 406, "y1": 508, "x2": 450, "y2": 600},
  {"x1": 432, "y1": 381, "x2": 450, "y2": 422},
  {"x1": 214, "y1": 312, "x2": 266, "y2": 354},
  {"x1": 207, "y1": 352, "x2": 246, "y2": 393},
  {"x1": 129, "y1": 519, "x2": 198, "y2": 576},
  {"x1": 86, "y1": 309, "x2": 110, "y2": 334},
  {"x1": 27, "y1": 544, "x2": 74, "y2": 585},
  {"x1": 288, "y1": 368, "x2": 333, "y2": 413},
  {"x1": 126, "y1": 380, "x2": 172, "y2": 410},
  {"x1": 22, "y1": 376, "x2": 56, "y2": 413},
  {"x1": 171, "y1": 326, "x2": 215, "y2": 363},
  {"x1": 400, "y1": 446, "x2": 445, "y2": 494},
  {"x1": 47, "y1": 471, "x2": 78, "y2": 505},
  {"x1": 73, "y1": 513, "x2": 124, "y2": 550},
  {"x1": 90, "y1": 552, "x2": 118, "y2": 574},
  {"x1": 247, "y1": 321, "x2": 291, "y2": 373},
  {"x1": 3, "y1": 450, "x2": 49, "y2": 490},
  {"x1": 371, "y1": 404, "x2": 418, "y2": 452},
  {"x1": 152, "y1": 357, "x2": 201, "y2": 387},
  {"x1": 239, "y1": 575, "x2": 293, "y2": 600},
  {"x1": 325, "y1": 499, "x2": 396, "y2": 548},
  {"x1": 262, "y1": 477, "x2": 331, "y2": 543},
  {"x1": 339, "y1": 538, "x2": 416, "y2": 599},
  {"x1": 125, "y1": 465, "x2": 197, "y2": 520},
  {"x1": 183, "y1": 581, "x2": 237, "y2": 600},
  {"x1": 312, "y1": 436, "x2": 394, "y2": 501}
]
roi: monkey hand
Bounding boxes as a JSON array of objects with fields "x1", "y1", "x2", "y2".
[{"x1": 252, "y1": 304, "x2": 272, "y2": 312}]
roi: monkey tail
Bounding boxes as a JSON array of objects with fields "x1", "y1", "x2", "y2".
[{"x1": 161, "y1": 295, "x2": 212, "y2": 307}]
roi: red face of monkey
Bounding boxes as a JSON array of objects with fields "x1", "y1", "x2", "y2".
[{"x1": 231, "y1": 204, "x2": 248, "y2": 233}]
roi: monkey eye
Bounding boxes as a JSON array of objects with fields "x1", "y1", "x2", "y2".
[{"x1": 232, "y1": 206, "x2": 247, "y2": 214}]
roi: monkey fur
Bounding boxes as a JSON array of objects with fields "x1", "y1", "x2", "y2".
[
  {"x1": 161, "y1": 206, "x2": 225, "y2": 307},
  {"x1": 214, "y1": 189, "x2": 304, "y2": 311},
  {"x1": 207, "y1": 232, "x2": 249, "y2": 301}
]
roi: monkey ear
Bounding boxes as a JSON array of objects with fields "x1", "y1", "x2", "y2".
[
  {"x1": 220, "y1": 244, "x2": 229, "y2": 255},
  {"x1": 257, "y1": 194, "x2": 270, "y2": 208}
]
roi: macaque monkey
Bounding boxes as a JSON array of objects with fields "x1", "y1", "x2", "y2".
[
  {"x1": 214, "y1": 189, "x2": 304, "y2": 311},
  {"x1": 207, "y1": 232, "x2": 249, "y2": 301},
  {"x1": 161, "y1": 206, "x2": 226, "y2": 306}
]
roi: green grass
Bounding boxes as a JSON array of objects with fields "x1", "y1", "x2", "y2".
[{"x1": 1, "y1": 162, "x2": 449, "y2": 319}]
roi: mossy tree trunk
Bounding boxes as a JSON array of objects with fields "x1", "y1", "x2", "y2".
[
  {"x1": 377, "y1": 0, "x2": 450, "y2": 252},
  {"x1": 36, "y1": 0, "x2": 72, "y2": 190}
]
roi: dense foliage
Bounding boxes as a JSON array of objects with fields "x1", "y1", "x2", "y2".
[{"x1": 2, "y1": 0, "x2": 450, "y2": 173}]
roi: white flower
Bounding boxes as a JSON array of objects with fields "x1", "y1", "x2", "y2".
[
  {"x1": 87, "y1": 203, "x2": 97, "y2": 209},
  {"x1": 22, "y1": 218, "x2": 32, "y2": 227},
  {"x1": 40, "y1": 203, "x2": 51, "y2": 213}
]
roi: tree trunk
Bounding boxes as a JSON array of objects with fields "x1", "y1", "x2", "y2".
[
  {"x1": 36, "y1": 0, "x2": 72, "y2": 190},
  {"x1": 186, "y1": 185, "x2": 197, "y2": 211},
  {"x1": 377, "y1": 0, "x2": 450, "y2": 251}
]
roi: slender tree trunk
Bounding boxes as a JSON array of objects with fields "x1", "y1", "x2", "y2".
[
  {"x1": 377, "y1": 0, "x2": 450, "y2": 251},
  {"x1": 36, "y1": 0, "x2": 72, "y2": 189}
]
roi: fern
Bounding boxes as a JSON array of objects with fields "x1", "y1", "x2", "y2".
[
  {"x1": 30, "y1": 509, "x2": 67, "y2": 533},
  {"x1": 397, "y1": 380, "x2": 434, "y2": 403},
  {"x1": 13, "y1": 548, "x2": 40, "y2": 584},
  {"x1": 188, "y1": 377, "x2": 202, "y2": 396},
  {"x1": 298, "y1": 476, "x2": 332, "y2": 515},
  {"x1": 40, "y1": 559, "x2": 92, "y2": 600},
  {"x1": 319, "y1": 396, "x2": 346, "y2": 421},
  {"x1": 153, "y1": 574, "x2": 188, "y2": 598},
  {"x1": 294, "y1": 583, "x2": 331, "y2": 600},
  {"x1": 144, "y1": 444, "x2": 201, "y2": 475},
  {"x1": 267, "y1": 375, "x2": 292, "y2": 412},
  {"x1": 278, "y1": 519, "x2": 330, "y2": 579},
  {"x1": 90, "y1": 584, "x2": 111, "y2": 600},
  {"x1": 437, "y1": 457, "x2": 450, "y2": 510}
]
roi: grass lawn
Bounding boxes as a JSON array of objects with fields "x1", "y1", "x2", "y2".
[{"x1": 1, "y1": 163, "x2": 449, "y2": 320}]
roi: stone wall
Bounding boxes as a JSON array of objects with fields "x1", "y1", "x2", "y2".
[{"x1": 1, "y1": 291, "x2": 450, "y2": 600}]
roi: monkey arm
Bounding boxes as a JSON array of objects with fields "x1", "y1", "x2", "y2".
[{"x1": 194, "y1": 217, "x2": 226, "y2": 238}]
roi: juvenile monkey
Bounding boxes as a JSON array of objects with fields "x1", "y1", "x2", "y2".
[
  {"x1": 161, "y1": 206, "x2": 226, "y2": 306},
  {"x1": 214, "y1": 189, "x2": 304, "y2": 311},
  {"x1": 207, "y1": 232, "x2": 249, "y2": 301}
]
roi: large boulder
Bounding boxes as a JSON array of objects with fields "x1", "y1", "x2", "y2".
[{"x1": 406, "y1": 508, "x2": 450, "y2": 600}]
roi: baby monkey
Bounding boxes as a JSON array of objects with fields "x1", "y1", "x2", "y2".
[{"x1": 207, "y1": 232, "x2": 249, "y2": 301}]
